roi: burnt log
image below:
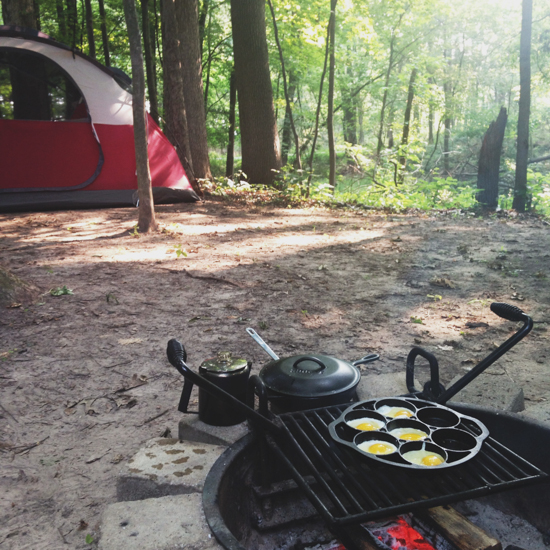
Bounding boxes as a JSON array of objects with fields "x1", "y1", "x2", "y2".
[{"x1": 477, "y1": 107, "x2": 507, "y2": 207}]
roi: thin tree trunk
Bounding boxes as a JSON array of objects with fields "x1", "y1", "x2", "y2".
[
  {"x1": 66, "y1": 0, "x2": 78, "y2": 49},
  {"x1": 376, "y1": 15, "x2": 403, "y2": 157},
  {"x1": 306, "y1": 7, "x2": 331, "y2": 195},
  {"x1": 428, "y1": 101, "x2": 434, "y2": 144},
  {"x1": 226, "y1": 69, "x2": 236, "y2": 178},
  {"x1": 357, "y1": 96, "x2": 364, "y2": 145},
  {"x1": 98, "y1": 0, "x2": 110, "y2": 65},
  {"x1": 281, "y1": 76, "x2": 296, "y2": 166},
  {"x1": 122, "y1": 0, "x2": 157, "y2": 232},
  {"x1": 198, "y1": 0, "x2": 209, "y2": 57},
  {"x1": 203, "y1": 2, "x2": 212, "y2": 107},
  {"x1": 176, "y1": 0, "x2": 211, "y2": 182},
  {"x1": 477, "y1": 107, "x2": 507, "y2": 208},
  {"x1": 327, "y1": 0, "x2": 337, "y2": 192},
  {"x1": 267, "y1": 0, "x2": 301, "y2": 170},
  {"x1": 376, "y1": 45, "x2": 393, "y2": 156},
  {"x1": 513, "y1": 0, "x2": 532, "y2": 212},
  {"x1": 398, "y1": 67, "x2": 417, "y2": 180},
  {"x1": 443, "y1": 82, "x2": 451, "y2": 175},
  {"x1": 84, "y1": 0, "x2": 96, "y2": 58},
  {"x1": 56, "y1": 0, "x2": 68, "y2": 43},
  {"x1": 141, "y1": 0, "x2": 159, "y2": 123}
]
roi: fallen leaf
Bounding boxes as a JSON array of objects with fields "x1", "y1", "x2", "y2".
[
  {"x1": 429, "y1": 277, "x2": 456, "y2": 289},
  {"x1": 437, "y1": 345, "x2": 454, "y2": 351}
]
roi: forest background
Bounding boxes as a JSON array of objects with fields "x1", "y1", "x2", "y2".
[{"x1": 2, "y1": 0, "x2": 550, "y2": 217}]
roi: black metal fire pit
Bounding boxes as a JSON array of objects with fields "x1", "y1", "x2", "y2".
[
  {"x1": 202, "y1": 405, "x2": 550, "y2": 550},
  {"x1": 167, "y1": 302, "x2": 549, "y2": 549}
]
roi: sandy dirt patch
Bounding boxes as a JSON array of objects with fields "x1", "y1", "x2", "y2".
[{"x1": 1, "y1": 200, "x2": 549, "y2": 548}]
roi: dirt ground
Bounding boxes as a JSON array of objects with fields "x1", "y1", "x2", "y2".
[{"x1": 1, "y1": 198, "x2": 549, "y2": 549}]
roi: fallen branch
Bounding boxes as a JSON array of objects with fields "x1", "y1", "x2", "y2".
[
  {"x1": 14, "y1": 436, "x2": 49, "y2": 455},
  {"x1": 0, "y1": 402, "x2": 18, "y2": 423},
  {"x1": 165, "y1": 268, "x2": 243, "y2": 288},
  {"x1": 139, "y1": 408, "x2": 170, "y2": 426}
]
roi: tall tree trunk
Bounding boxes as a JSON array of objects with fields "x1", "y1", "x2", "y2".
[
  {"x1": 84, "y1": 0, "x2": 95, "y2": 57},
  {"x1": 66, "y1": 0, "x2": 78, "y2": 49},
  {"x1": 306, "y1": 7, "x2": 331, "y2": 195},
  {"x1": 376, "y1": 36, "x2": 395, "y2": 156},
  {"x1": 141, "y1": 0, "x2": 159, "y2": 123},
  {"x1": 225, "y1": 69, "x2": 236, "y2": 178},
  {"x1": 230, "y1": 0, "x2": 281, "y2": 185},
  {"x1": 198, "y1": 0, "x2": 209, "y2": 57},
  {"x1": 56, "y1": 0, "x2": 68, "y2": 43},
  {"x1": 357, "y1": 96, "x2": 364, "y2": 145},
  {"x1": 281, "y1": 75, "x2": 296, "y2": 166},
  {"x1": 398, "y1": 67, "x2": 417, "y2": 179},
  {"x1": 2, "y1": 0, "x2": 36, "y2": 26},
  {"x1": 443, "y1": 81, "x2": 451, "y2": 175},
  {"x1": 477, "y1": 106, "x2": 507, "y2": 208},
  {"x1": 267, "y1": 0, "x2": 301, "y2": 170},
  {"x1": 327, "y1": 0, "x2": 337, "y2": 192},
  {"x1": 342, "y1": 93, "x2": 357, "y2": 145},
  {"x1": 176, "y1": 0, "x2": 211, "y2": 181},
  {"x1": 513, "y1": 0, "x2": 532, "y2": 213},
  {"x1": 98, "y1": 0, "x2": 110, "y2": 65},
  {"x1": 162, "y1": 0, "x2": 196, "y2": 189},
  {"x1": 428, "y1": 101, "x2": 434, "y2": 144},
  {"x1": 122, "y1": 0, "x2": 157, "y2": 232}
]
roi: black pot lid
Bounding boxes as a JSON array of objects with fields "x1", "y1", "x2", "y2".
[
  {"x1": 259, "y1": 354, "x2": 360, "y2": 397},
  {"x1": 200, "y1": 351, "x2": 248, "y2": 373}
]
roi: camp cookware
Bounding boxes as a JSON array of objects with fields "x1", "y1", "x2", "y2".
[
  {"x1": 177, "y1": 351, "x2": 251, "y2": 426},
  {"x1": 166, "y1": 307, "x2": 547, "y2": 544},
  {"x1": 246, "y1": 327, "x2": 379, "y2": 412}
]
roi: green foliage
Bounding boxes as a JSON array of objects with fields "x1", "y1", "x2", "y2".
[{"x1": 50, "y1": 286, "x2": 73, "y2": 296}]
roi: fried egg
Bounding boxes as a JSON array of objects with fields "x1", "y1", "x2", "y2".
[
  {"x1": 358, "y1": 440, "x2": 397, "y2": 455},
  {"x1": 389, "y1": 427, "x2": 428, "y2": 441},
  {"x1": 377, "y1": 405, "x2": 414, "y2": 419},
  {"x1": 346, "y1": 418, "x2": 384, "y2": 431},
  {"x1": 402, "y1": 449, "x2": 445, "y2": 466}
]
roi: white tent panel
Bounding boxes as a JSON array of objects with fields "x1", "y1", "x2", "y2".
[{"x1": 1, "y1": 36, "x2": 133, "y2": 125}]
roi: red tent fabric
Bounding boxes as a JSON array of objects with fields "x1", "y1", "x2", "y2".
[{"x1": 0, "y1": 26, "x2": 199, "y2": 212}]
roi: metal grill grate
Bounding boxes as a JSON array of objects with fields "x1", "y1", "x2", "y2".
[{"x1": 265, "y1": 404, "x2": 548, "y2": 527}]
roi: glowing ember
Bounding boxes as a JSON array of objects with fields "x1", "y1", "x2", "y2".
[{"x1": 368, "y1": 516, "x2": 437, "y2": 550}]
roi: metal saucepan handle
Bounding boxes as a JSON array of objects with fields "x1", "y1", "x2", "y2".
[
  {"x1": 246, "y1": 328, "x2": 280, "y2": 361},
  {"x1": 435, "y1": 302, "x2": 533, "y2": 404},
  {"x1": 352, "y1": 353, "x2": 380, "y2": 367},
  {"x1": 167, "y1": 339, "x2": 282, "y2": 434}
]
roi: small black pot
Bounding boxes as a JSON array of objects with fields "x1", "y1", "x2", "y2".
[{"x1": 256, "y1": 354, "x2": 362, "y2": 413}]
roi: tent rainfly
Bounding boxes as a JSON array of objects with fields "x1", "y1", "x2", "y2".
[{"x1": 0, "y1": 26, "x2": 199, "y2": 212}]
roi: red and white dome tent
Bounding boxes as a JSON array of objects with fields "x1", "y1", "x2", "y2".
[{"x1": 0, "y1": 26, "x2": 199, "y2": 212}]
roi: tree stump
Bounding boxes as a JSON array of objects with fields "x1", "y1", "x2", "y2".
[{"x1": 477, "y1": 106, "x2": 508, "y2": 208}]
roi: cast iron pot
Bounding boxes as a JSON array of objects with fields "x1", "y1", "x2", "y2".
[{"x1": 246, "y1": 328, "x2": 379, "y2": 413}]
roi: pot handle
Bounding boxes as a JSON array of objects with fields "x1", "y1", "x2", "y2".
[
  {"x1": 167, "y1": 340, "x2": 198, "y2": 414},
  {"x1": 406, "y1": 347, "x2": 445, "y2": 400},
  {"x1": 292, "y1": 356, "x2": 327, "y2": 373},
  {"x1": 353, "y1": 353, "x2": 380, "y2": 367}
]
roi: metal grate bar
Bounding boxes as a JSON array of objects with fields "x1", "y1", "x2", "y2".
[
  {"x1": 266, "y1": 404, "x2": 549, "y2": 528},
  {"x1": 304, "y1": 412, "x2": 390, "y2": 510},
  {"x1": 287, "y1": 414, "x2": 366, "y2": 514},
  {"x1": 485, "y1": 437, "x2": 540, "y2": 478},
  {"x1": 277, "y1": 421, "x2": 352, "y2": 517}
]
